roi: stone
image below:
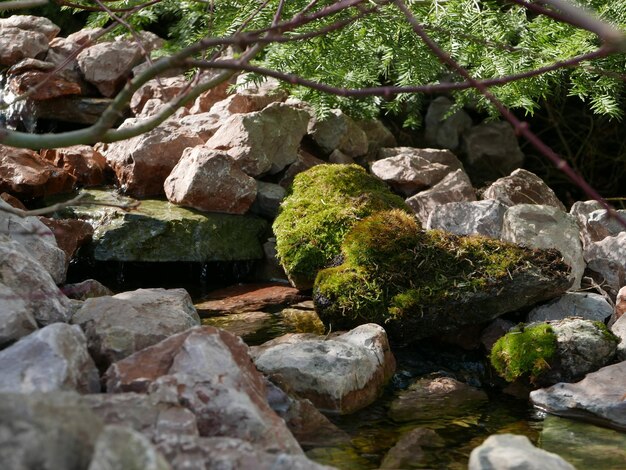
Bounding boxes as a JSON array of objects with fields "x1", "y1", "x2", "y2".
[
  {"x1": 105, "y1": 326, "x2": 303, "y2": 454},
  {"x1": 308, "y1": 109, "x2": 368, "y2": 157},
  {"x1": 610, "y1": 314, "x2": 626, "y2": 360},
  {"x1": 501, "y1": 204, "x2": 584, "y2": 289},
  {"x1": 251, "y1": 324, "x2": 396, "y2": 414},
  {"x1": 45, "y1": 37, "x2": 83, "y2": 82},
  {"x1": 388, "y1": 376, "x2": 488, "y2": 422},
  {"x1": 164, "y1": 147, "x2": 257, "y2": 214},
  {"x1": 528, "y1": 292, "x2": 613, "y2": 323},
  {"x1": 178, "y1": 113, "x2": 221, "y2": 141},
  {"x1": 462, "y1": 121, "x2": 525, "y2": 182},
  {"x1": 0, "y1": 15, "x2": 60, "y2": 40},
  {"x1": 530, "y1": 360, "x2": 626, "y2": 431},
  {"x1": 9, "y1": 70, "x2": 82, "y2": 100},
  {"x1": 77, "y1": 41, "x2": 144, "y2": 97},
  {"x1": 356, "y1": 119, "x2": 397, "y2": 155},
  {"x1": 250, "y1": 181, "x2": 286, "y2": 219},
  {"x1": 0, "y1": 323, "x2": 99, "y2": 393},
  {"x1": 278, "y1": 150, "x2": 325, "y2": 188},
  {"x1": 254, "y1": 237, "x2": 289, "y2": 283},
  {"x1": 206, "y1": 102, "x2": 310, "y2": 176},
  {"x1": 482, "y1": 169, "x2": 566, "y2": 210},
  {"x1": 67, "y1": 27, "x2": 103, "y2": 46},
  {"x1": 61, "y1": 279, "x2": 113, "y2": 301},
  {"x1": 0, "y1": 144, "x2": 76, "y2": 198},
  {"x1": 187, "y1": 80, "x2": 231, "y2": 115},
  {"x1": 583, "y1": 232, "x2": 626, "y2": 294},
  {"x1": 40, "y1": 145, "x2": 109, "y2": 187},
  {"x1": 426, "y1": 199, "x2": 507, "y2": 238},
  {"x1": 71, "y1": 189, "x2": 268, "y2": 262},
  {"x1": 88, "y1": 425, "x2": 171, "y2": 470},
  {"x1": 328, "y1": 149, "x2": 354, "y2": 164},
  {"x1": 405, "y1": 168, "x2": 476, "y2": 225},
  {"x1": 424, "y1": 96, "x2": 472, "y2": 150},
  {"x1": 279, "y1": 307, "x2": 326, "y2": 335},
  {"x1": 616, "y1": 285, "x2": 626, "y2": 320},
  {"x1": 480, "y1": 318, "x2": 515, "y2": 352},
  {"x1": 217, "y1": 75, "x2": 288, "y2": 115},
  {"x1": 0, "y1": 283, "x2": 37, "y2": 347},
  {"x1": 0, "y1": 27, "x2": 48, "y2": 67},
  {"x1": 570, "y1": 200, "x2": 606, "y2": 248},
  {"x1": 468, "y1": 434, "x2": 575, "y2": 470},
  {"x1": 379, "y1": 427, "x2": 444, "y2": 469},
  {"x1": 6, "y1": 58, "x2": 55, "y2": 75},
  {"x1": 33, "y1": 96, "x2": 116, "y2": 125},
  {"x1": 378, "y1": 146, "x2": 464, "y2": 169},
  {"x1": 0, "y1": 191, "x2": 26, "y2": 209},
  {"x1": 72, "y1": 288, "x2": 200, "y2": 369},
  {"x1": 586, "y1": 209, "x2": 626, "y2": 242},
  {"x1": 39, "y1": 217, "x2": 94, "y2": 267},
  {"x1": 103, "y1": 119, "x2": 204, "y2": 198},
  {"x1": 130, "y1": 75, "x2": 191, "y2": 116}
]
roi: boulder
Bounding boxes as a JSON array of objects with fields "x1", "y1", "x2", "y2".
[
  {"x1": 251, "y1": 324, "x2": 396, "y2": 414},
  {"x1": 583, "y1": 232, "x2": 626, "y2": 295},
  {"x1": 9, "y1": 69, "x2": 82, "y2": 100},
  {"x1": 164, "y1": 146, "x2": 257, "y2": 214},
  {"x1": 406, "y1": 168, "x2": 476, "y2": 225},
  {"x1": 0, "y1": 15, "x2": 60, "y2": 40},
  {"x1": 308, "y1": 109, "x2": 368, "y2": 157},
  {"x1": 356, "y1": 119, "x2": 397, "y2": 157},
  {"x1": 379, "y1": 428, "x2": 445, "y2": 469},
  {"x1": 480, "y1": 318, "x2": 515, "y2": 352},
  {"x1": 186, "y1": 80, "x2": 231, "y2": 115},
  {"x1": 328, "y1": 149, "x2": 354, "y2": 164},
  {"x1": 40, "y1": 145, "x2": 109, "y2": 187},
  {"x1": 610, "y1": 314, "x2": 626, "y2": 360},
  {"x1": 103, "y1": 119, "x2": 204, "y2": 197},
  {"x1": 482, "y1": 169, "x2": 566, "y2": 210},
  {"x1": 527, "y1": 292, "x2": 613, "y2": 323},
  {"x1": 278, "y1": 150, "x2": 325, "y2": 188},
  {"x1": 585, "y1": 209, "x2": 626, "y2": 242},
  {"x1": 424, "y1": 96, "x2": 472, "y2": 150},
  {"x1": 570, "y1": 200, "x2": 608, "y2": 248},
  {"x1": 62, "y1": 279, "x2": 113, "y2": 301},
  {"x1": 616, "y1": 285, "x2": 626, "y2": 320},
  {"x1": 426, "y1": 199, "x2": 507, "y2": 238},
  {"x1": 45, "y1": 37, "x2": 84, "y2": 83},
  {"x1": 130, "y1": 75, "x2": 191, "y2": 116},
  {"x1": 530, "y1": 360, "x2": 626, "y2": 431},
  {"x1": 0, "y1": 323, "x2": 99, "y2": 393},
  {"x1": 178, "y1": 113, "x2": 221, "y2": 141},
  {"x1": 468, "y1": 434, "x2": 575, "y2": 470},
  {"x1": 0, "y1": 283, "x2": 37, "y2": 347},
  {"x1": 72, "y1": 288, "x2": 200, "y2": 369},
  {"x1": 501, "y1": 204, "x2": 584, "y2": 289},
  {"x1": 250, "y1": 181, "x2": 286, "y2": 219},
  {"x1": 67, "y1": 27, "x2": 103, "y2": 46},
  {"x1": 105, "y1": 326, "x2": 303, "y2": 454},
  {"x1": 0, "y1": 27, "x2": 48, "y2": 67},
  {"x1": 206, "y1": 102, "x2": 310, "y2": 176},
  {"x1": 39, "y1": 217, "x2": 94, "y2": 266}
]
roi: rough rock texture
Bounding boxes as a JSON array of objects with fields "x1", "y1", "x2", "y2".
[
  {"x1": 103, "y1": 119, "x2": 204, "y2": 197},
  {"x1": 405, "y1": 168, "x2": 476, "y2": 225},
  {"x1": 388, "y1": 376, "x2": 487, "y2": 422},
  {"x1": 0, "y1": 15, "x2": 60, "y2": 40},
  {"x1": 278, "y1": 150, "x2": 325, "y2": 188},
  {"x1": 40, "y1": 145, "x2": 108, "y2": 187},
  {"x1": 527, "y1": 292, "x2": 613, "y2": 323},
  {"x1": 610, "y1": 314, "x2": 626, "y2": 360},
  {"x1": 0, "y1": 144, "x2": 76, "y2": 198},
  {"x1": 250, "y1": 181, "x2": 286, "y2": 219},
  {"x1": 0, "y1": 27, "x2": 48, "y2": 67},
  {"x1": 0, "y1": 323, "x2": 99, "y2": 393},
  {"x1": 424, "y1": 96, "x2": 472, "y2": 150},
  {"x1": 130, "y1": 75, "x2": 191, "y2": 116},
  {"x1": 0, "y1": 283, "x2": 37, "y2": 347},
  {"x1": 530, "y1": 361, "x2": 626, "y2": 431},
  {"x1": 501, "y1": 204, "x2": 584, "y2": 289},
  {"x1": 206, "y1": 102, "x2": 310, "y2": 176},
  {"x1": 379, "y1": 428, "x2": 444, "y2": 469},
  {"x1": 585, "y1": 209, "x2": 626, "y2": 242},
  {"x1": 45, "y1": 37, "x2": 83, "y2": 83},
  {"x1": 616, "y1": 285, "x2": 626, "y2": 320},
  {"x1": 77, "y1": 41, "x2": 144, "y2": 97},
  {"x1": 480, "y1": 318, "x2": 515, "y2": 352},
  {"x1": 308, "y1": 109, "x2": 368, "y2": 157},
  {"x1": 482, "y1": 169, "x2": 566, "y2": 210},
  {"x1": 105, "y1": 326, "x2": 303, "y2": 454},
  {"x1": 39, "y1": 217, "x2": 94, "y2": 267},
  {"x1": 62, "y1": 279, "x2": 113, "y2": 301},
  {"x1": 426, "y1": 200, "x2": 507, "y2": 238},
  {"x1": 178, "y1": 113, "x2": 222, "y2": 141},
  {"x1": 356, "y1": 119, "x2": 397, "y2": 156},
  {"x1": 9, "y1": 69, "x2": 82, "y2": 100},
  {"x1": 468, "y1": 434, "x2": 575, "y2": 470},
  {"x1": 462, "y1": 121, "x2": 525, "y2": 182},
  {"x1": 584, "y1": 233, "x2": 626, "y2": 295},
  {"x1": 251, "y1": 324, "x2": 396, "y2": 414},
  {"x1": 164, "y1": 147, "x2": 257, "y2": 214},
  {"x1": 72, "y1": 288, "x2": 201, "y2": 369}
]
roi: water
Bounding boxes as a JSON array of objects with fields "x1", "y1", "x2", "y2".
[{"x1": 0, "y1": 72, "x2": 37, "y2": 133}]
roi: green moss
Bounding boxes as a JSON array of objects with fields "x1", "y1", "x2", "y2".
[
  {"x1": 592, "y1": 320, "x2": 620, "y2": 344},
  {"x1": 490, "y1": 323, "x2": 558, "y2": 382},
  {"x1": 273, "y1": 164, "x2": 408, "y2": 289}
]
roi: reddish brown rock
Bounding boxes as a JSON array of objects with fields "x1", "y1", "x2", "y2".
[
  {"x1": 483, "y1": 168, "x2": 566, "y2": 210},
  {"x1": 130, "y1": 75, "x2": 191, "y2": 116},
  {"x1": 39, "y1": 217, "x2": 93, "y2": 264},
  {"x1": 187, "y1": 80, "x2": 230, "y2": 114},
  {"x1": 164, "y1": 146, "x2": 257, "y2": 214},
  {"x1": 40, "y1": 145, "x2": 108, "y2": 187},
  {"x1": 178, "y1": 113, "x2": 221, "y2": 141},
  {"x1": 66, "y1": 27, "x2": 103, "y2": 46},
  {"x1": 0, "y1": 192, "x2": 26, "y2": 209},
  {"x1": 0, "y1": 144, "x2": 76, "y2": 197},
  {"x1": 9, "y1": 70, "x2": 82, "y2": 100}
]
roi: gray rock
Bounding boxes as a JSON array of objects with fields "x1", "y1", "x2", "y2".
[
  {"x1": 530, "y1": 360, "x2": 626, "y2": 431},
  {"x1": 0, "y1": 323, "x2": 99, "y2": 393},
  {"x1": 528, "y1": 292, "x2": 613, "y2": 323},
  {"x1": 468, "y1": 433, "x2": 575, "y2": 470},
  {"x1": 251, "y1": 181, "x2": 286, "y2": 219},
  {"x1": 0, "y1": 15, "x2": 60, "y2": 40},
  {"x1": 426, "y1": 200, "x2": 507, "y2": 238},
  {"x1": 615, "y1": 285, "x2": 626, "y2": 320},
  {"x1": 501, "y1": 204, "x2": 584, "y2": 289},
  {"x1": 0, "y1": 27, "x2": 48, "y2": 67},
  {"x1": 483, "y1": 169, "x2": 566, "y2": 211},
  {"x1": 424, "y1": 96, "x2": 472, "y2": 150},
  {"x1": 586, "y1": 209, "x2": 626, "y2": 242},
  {"x1": 570, "y1": 200, "x2": 605, "y2": 249},
  {"x1": 406, "y1": 168, "x2": 476, "y2": 225},
  {"x1": 480, "y1": 318, "x2": 515, "y2": 352},
  {"x1": 356, "y1": 119, "x2": 397, "y2": 156},
  {"x1": 72, "y1": 288, "x2": 200, "y2": 368},
  {"x1": 251, "y1": 324, "x2": 396, "y2": 414},
  {"x1": 254, "y1": 237, "x2": 289, "y2": 283},
  {"x1": 308, "y1": 109, "x2": 368, "y2": 157},
  {"x1": 610, "y1": 314, "x2": 626, "y2": 361},
  {"x1": 583, "y1": 232, "x2": 626, "y2": 294},
  {"x1": 0, "y1": 283, "x2": 37, "y2": 347}
]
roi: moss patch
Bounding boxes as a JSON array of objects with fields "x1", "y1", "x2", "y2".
[
  {"x1": 490, "y1": 323, "x2": 558, "y2": 382},
  {"x1": 273, "y1": 164, "x2": 408, "y2": 289}
]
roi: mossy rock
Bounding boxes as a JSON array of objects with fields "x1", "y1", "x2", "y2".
[
  {"x1": 273, "y1": 164, "x2": 408, "y2": 289},
  {"x1": 313, "y1": 209, "x2": 572, "y2": 344}
]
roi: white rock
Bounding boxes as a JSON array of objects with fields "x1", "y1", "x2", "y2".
[
  {"x1": 610, "y1": 314, "x2": 626, "y2": 361},
  {"x1": 426, "y1": 200, "x2": 507, "y2": 238},
  {"x1": 528, "y1": 292, "x2": 613, "y2": 323}
]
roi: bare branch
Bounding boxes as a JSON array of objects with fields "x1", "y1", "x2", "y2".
[{"x1": 0, "y1": 193, "x2": 140, "y2": 218}]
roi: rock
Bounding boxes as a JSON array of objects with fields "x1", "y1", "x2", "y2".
[
  {"x1": 206, "y1": 102, "x2": 310, "y2": 176},
  {"x1": 527, "y1": 292, "x2": 613, "y2": 323},
  {"x1": 0, "y1": 392, "x2": 104, "y2": 470},
  {"x1": 424, "y1": 96, "x2": 472, "y2": 150},
  {"x1": 406, "y1": 168, "x2": 476, "y2": 225},
  {"x1": 130, "y1": 75, "x2": 191, "y2": 116},
  {"x1": 530, "y1": 360, "x2": 626, "y2": 431},
  {"x1": 39, "y1": 217, "x2": 94, "y2": 266},
  {"x1": 9, "y1": 69, "x2": 82, "y2": 100},
  {"x1": 88, "y1": 425, "x2": 171, "y2": 470},
  {"x1": 0, "y1": 15, "x2": 60, "y2": 40},
  {"x1": 501, "y1": 204, "x2": 584, "y2": 289},
  {"x1": 426, "y1": 199, "x2": 507, "y2": 238},
  {"x1": 462, "y1": 121, "x2": 525, "y2": 182},
  {"x1": 570, "y1": 200, "x2": 607, "y2": 248},
  {"x1": 33, "y1": 96, "x2": 118, "y2": 125},
  {"x1": 178, "y1": 113, "x2": 221, "y2": 141},
  {"x1": 217, "y1": 75, "x2": 288, "y2": 114},
  {"x1": 254, "y1": 237, "x2": 289, "y2": 283},
  {"x1": 616, "y1": 285, "x2": 626, "y2": 320},
  {"x1": 480, "y1": 318, "x2": 515, "y2": 351},
  {"x1": 105, "y1": 326, "x2": 303, "y2": 454},
  {"x1": 77, "y1": 41, "x2": 144, "y2": 97},
  {"x1": 67, "y1": 27, "x2": 103, "y2": 46},
  {"x1": 72, "y1": 288, "x2": 200, "y2": 369},
  {"x1": 250, "y1": 181, "x2": 286, "y2": 219},
  {"x1": 328, "y1": 149, "x2": 354, "y2": 164},
  {"x1": 0, "y1": 144, "x2": 76, "y2": 198},
  {"x1": 583, "y1": 232, "x2": 626, "y2": 295},
  {"x1": 0, "y1": 198, "x2": 68, "y2": 283},
  {"x1": 308, "y1": 109, "x2": 368, "y2": 157},
  {"x1": 468, "y1": 434, "x2": 575, "y2": 470},
  {"x1": 279, "y1": 307, "x2": 326, "y2": 335},
  {"x1": 0, "y1": 27, "x2": 48, "y2": 67},
  {"x1": 388, "y1": 376, "x2": 488, "y2": 422},
  {"x1": 187, "y1": 80, "x2": 231, "y2": 115},
  {"x1": 0, "y1": 191, "x2": 26, "y2": 209},
  {"x1": 278, "y1": 150, "x2": 325, "y2": 188},
  {"x1": 62, "y1": 279, "x2": 113, "y2": 300},
  {"x1": 356, "y1": 119, "x2": 397, "y2": 156},
  {"x1": 45, "y1": 37, "x2": 84, "y2": 83},
  {"x1": 482, "y1": 169, "x2": 566, "y2": 210},
  {"x1": 0, "y1": 283, "x2": 37, "y2": 347},
  {"x1": 379, "y1": 427, "x2": 444, "y2": 469},
  {"x1": 195, "y1": 282, "x2": 307, "y2": 316},
  {"x1": 164, "y1": 146, "x2": 257, "y2": 214},
  {"x1": 71, "y1": 189, "x2": 268, "y2": 262},
  {"x1": 0, "y1": 323, "x2": 99, "y2": 393},
  {"x1": 378, "y1": 146, "x2": 464, "y2": 169},
  {"x1": 610, "y1": 314, "x2": 626, "y2": 360},
  {"x1": 585, "y1": 209, "x2": 626, "y2": 242},
  {"x1": 6, "y1": 57, "x2": 55, "y2": 75},
  {"x1": 103, "y1": 119, "x2": 204, "y2": 197},
  {"x1": 40, "y1": 145, "x2": 109, "y2": 187},
  {"x1": 251, "y1": 324, "x2": 396, "y2": 414}
]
